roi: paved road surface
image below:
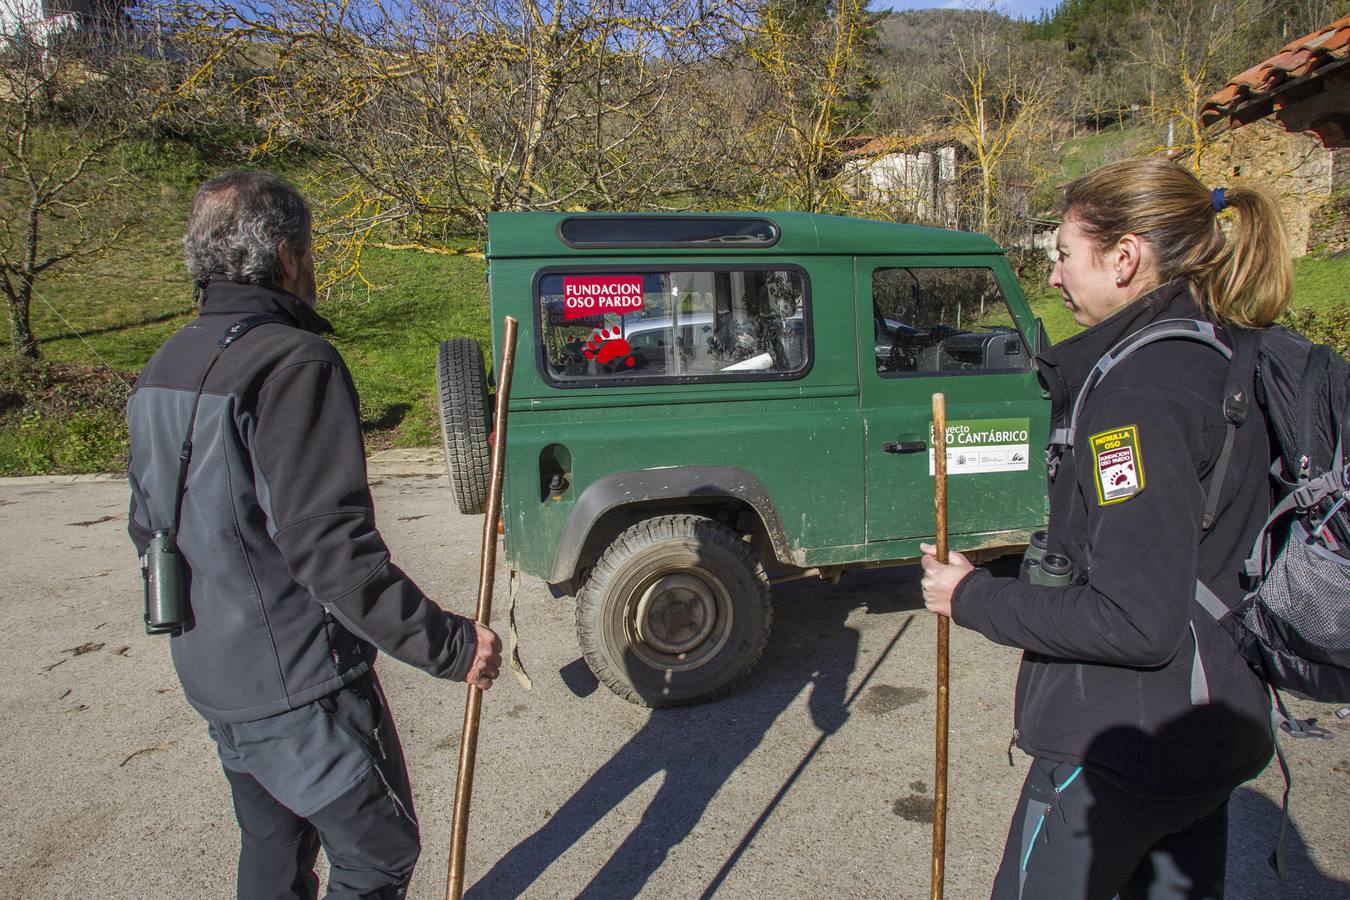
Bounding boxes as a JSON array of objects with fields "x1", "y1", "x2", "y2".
[{"x1": 1, "y1": 459, "x2": 1347, "y2": 898}]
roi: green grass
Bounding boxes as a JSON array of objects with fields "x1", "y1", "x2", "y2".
[
  {"x1": 323, "y1": 247, "x2": 489, "y2": 449},
  {"x1": 1291, "y1": 255, "x2": 1350, "y2": 314},
  {"x1": 0, "y1": 408, "x2": 128, "y2": 476},
  {"x1": 13, "y1": 243, "x2": 491, "y2": 461},
  {"x1": 1053, "y1": 126, "x2": 1154, "y2": 184},
  {"x1": 2, "y1": 123, "x2": 1345, "y2": 474},
  {"x1": 1033, "y1": 125, "x2": 1154, "y2": 209},
  {"x1": 3, "y1": 138, "x2": 492, "y2": 472}
]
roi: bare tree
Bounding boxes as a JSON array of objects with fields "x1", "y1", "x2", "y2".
[
  {"x1": 163, "y1": 0, "x2": 752, "y2": 282},
  {"x1": 1135, "y1": 0, "x2": 1281, "y2": 169},
  {"x1": 746, "y1": 0, "x2": 877, "y2": 212},
  {"x1": 932, "y1": 9, "x2": 1062, "y2": 237},
  {"x1": 0, "y1": 21, "x2": 155, "y2": 358}
]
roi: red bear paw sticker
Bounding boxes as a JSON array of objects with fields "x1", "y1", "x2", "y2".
[{"x1": 583, "y1": 326, "x2": 636, "y2": 368}]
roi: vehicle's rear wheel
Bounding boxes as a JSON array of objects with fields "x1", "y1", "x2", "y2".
[
  {"x1": 435, "y1": 338, "x2": 491, "y2": 515},
  {"x1": 576, "y1": 515, "x2": 772, "y2": 707}
]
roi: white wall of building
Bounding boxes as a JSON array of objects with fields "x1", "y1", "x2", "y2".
[
  {"x1": 841, "y1": 145, "x2": 966, "y2": 229},
  {"x1": 1, "y1": 0, "x2": 46, "y2": 36}
]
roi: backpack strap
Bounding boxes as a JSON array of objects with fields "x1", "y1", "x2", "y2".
[
  {"x1": 1047, "y1": 320, "x2": 1236, "y2": 520},
  {"x1": 1296, "y1": 344, "x2": 1334, "y2": 480},
  {"x1": 1048, "y1": 319, "x2": 1255, "y2": 531},
  {"x1": 1242, "y1": 465, "x2": 1348, "y2": 579},
  {"x1": 1053, "y1": 319, "x2": 1231, "y2": 452},
  {"x1": 1201, "y1": 328, "x2": 1260, "y2": 530},
  {"x1": 167, "y1": 314, "x2": 288, "y2": 539}
]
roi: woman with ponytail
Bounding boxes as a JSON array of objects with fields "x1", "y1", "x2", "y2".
[{"x1": 919, "y1": 157, "x2": 1290, "y2": 899}]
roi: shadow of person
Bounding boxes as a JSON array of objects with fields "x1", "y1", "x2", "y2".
[
  {"x1": 1224, "y1": 786, "x2": 1350, "y2": 899},
  {"x1": 467, "y1": 566, "x2": 924, "y2": 899},
  {"x1": 1075, "y1": 704, "x2": 1349, "y2": 899}
]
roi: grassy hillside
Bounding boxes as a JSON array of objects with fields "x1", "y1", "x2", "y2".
[
  {"x1": 0, "y1": 123, "x2": 495, "y2": 475},
  {"x1": 322, "y1": 247, "x2": 490, "y2": 449},
  {"x1": 2, "y1": 133, "x2": 1346, "y2": 475},
  {"x1": 1048, "y1": 126, "x2": 1155, "y2": 184},
  {"x1": 3, "y1": 239, "x2": 490, "y2": 476}
]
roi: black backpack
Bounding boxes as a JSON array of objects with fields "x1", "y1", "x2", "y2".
[{"x1": 1054, "y1": 318, "x2": 1350, "y2": 703}]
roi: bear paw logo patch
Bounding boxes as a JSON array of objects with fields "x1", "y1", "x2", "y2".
[{"x1": 1089, "y1": 425, "x2": 1144, "y2": 505}]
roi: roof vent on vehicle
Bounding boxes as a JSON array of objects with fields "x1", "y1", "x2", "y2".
[{"x1": 559, "y1": 217, "x2": 780, "y2": 248}]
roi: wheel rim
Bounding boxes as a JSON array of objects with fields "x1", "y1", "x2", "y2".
[{"x1": 626, "y1": 569, "x2": 734, "y2": 672}]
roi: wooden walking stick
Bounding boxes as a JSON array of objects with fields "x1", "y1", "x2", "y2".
[
  {"x1": 930, "y1": 392, "x2": 950, "y2": 900},
  {"x1": 446, "y1": 316, "x2": 519, "y2": 900}
]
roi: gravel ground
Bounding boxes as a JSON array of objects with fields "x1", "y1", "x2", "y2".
[{"x1": 1, "y1": 457, "x2": 1346, "y2": 899}]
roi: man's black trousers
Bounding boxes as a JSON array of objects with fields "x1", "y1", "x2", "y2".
[
  {"x1": 992, "y1": 757, "x2": 1231, "y2": 900},
  {"x1": 211, "y1": 672, "x2": 421, "y2": 900}
]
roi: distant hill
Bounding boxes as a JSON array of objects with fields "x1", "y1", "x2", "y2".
[{"x1": 875, "y1": 9, "x2": 1008, "y2": 63}]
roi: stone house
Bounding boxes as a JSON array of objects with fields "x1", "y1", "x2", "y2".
[
  {"x1": 1, "y1": 0, "x2": 126, "y2": 46},
  {"x1": 1202, "y1": 14, "x2": 1350, "y2": 255},
  {"x1": 1199, "y1": 121, "x2": 1349, "y2": 255}
]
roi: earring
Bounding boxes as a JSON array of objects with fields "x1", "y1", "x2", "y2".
[{"x1": 1115, "y1": 275, "x2": 1124, "y2": 286}]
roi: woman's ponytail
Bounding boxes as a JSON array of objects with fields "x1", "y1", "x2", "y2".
[{"x1": 1202, "y1": 185, "x2": 1292, "y2": 327}]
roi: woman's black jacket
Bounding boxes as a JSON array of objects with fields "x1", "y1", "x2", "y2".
[{"x1": 952, "y1": 281, "x2": 1274, "y2": 798}]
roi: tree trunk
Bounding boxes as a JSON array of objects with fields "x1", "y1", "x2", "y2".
[
  {"x1": 6, "y1": 285, "x2": 38, "y2": 359},
  {"x1": 14, "y1": 200, "x2": 42, "y2": 359},
  {"x1": 980, "y1": 169, "x2": 993, "y2": 235}
]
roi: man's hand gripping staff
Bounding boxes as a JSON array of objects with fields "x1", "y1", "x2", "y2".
[{"x1": 465, "y1": 621, "x2": 503, "y2": 691}]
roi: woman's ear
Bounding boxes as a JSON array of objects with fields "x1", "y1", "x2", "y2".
[{"x1": 1113, "y1": 233, "x2": 1146, "y2": 287}]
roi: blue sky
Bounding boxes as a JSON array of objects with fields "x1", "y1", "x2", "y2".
[{"x1": 874, "y1": 0, "x2": 1063, "y2": 19}]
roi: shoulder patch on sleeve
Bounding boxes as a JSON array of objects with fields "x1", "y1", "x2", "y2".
[{"x1": 1088, "y1": 425, "x2": 1144, "y2": 505}]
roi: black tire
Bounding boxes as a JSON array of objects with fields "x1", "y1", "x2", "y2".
[
  {"x1": 576, "y1": 515, "x2": 772, "y2": 707},
  {"x1": 435, "y1": 338, "x2": 491, "y2": 515}
]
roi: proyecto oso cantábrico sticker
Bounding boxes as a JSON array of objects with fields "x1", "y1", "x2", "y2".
[
  {"x1": 926, "y1": 418, "x2": 1032, "y2": 476},
  {"x1": 1089, "y1": 425, "x2": 1144, "y2": 505}
]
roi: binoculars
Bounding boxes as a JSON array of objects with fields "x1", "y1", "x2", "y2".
[
  {"x1": 1020, "y1": 530, "x2": 1073, "y2": 587},
  {"x1": 143, "y1": 530, "x2": 190, "y2": 635}
]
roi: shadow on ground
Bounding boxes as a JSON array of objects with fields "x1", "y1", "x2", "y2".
[
  {"x1": 467, "y1": 567, "x2": 926, "y2": 899},
  {"x1": 1225, "y1": 787, "x2": 1350, "y2": 899}
]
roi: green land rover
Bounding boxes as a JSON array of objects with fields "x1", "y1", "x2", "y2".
[{"x1": 435, "y1": 212, "x2": 1050, "y2": 707}]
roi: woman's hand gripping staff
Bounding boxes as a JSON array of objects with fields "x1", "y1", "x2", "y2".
[{"x1": 920, "y1": 545, "x2": 975, "y2": 619}]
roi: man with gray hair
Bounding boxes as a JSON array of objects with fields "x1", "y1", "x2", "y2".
[{"x1": 127, "y1": 172, "x2": 501, "y2": 899}]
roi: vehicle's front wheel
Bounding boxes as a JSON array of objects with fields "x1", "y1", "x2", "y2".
[{"x1": 576, "y1": 515, "x2": 772, "y2": 707}]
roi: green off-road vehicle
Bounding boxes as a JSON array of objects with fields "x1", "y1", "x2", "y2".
[{"x1": 436, "y1": 213, "x2": 1050, "y2": 707}]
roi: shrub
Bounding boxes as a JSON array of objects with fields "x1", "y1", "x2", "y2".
[
  {"x1": 1281, "y1": 306, "x2": 1350, "y2": 361},
  {"x1": 0, "y1": 408, "x2": 128, "y2": 476},
  {"x1": 0, "y1": 355, "x2": 132, "y2": 475}
]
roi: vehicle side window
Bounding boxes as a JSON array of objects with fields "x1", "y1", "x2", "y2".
[
  {"x1": 872, "y1": 267, "x2": 1030, "y2": 375},
  {"x1": 539, "y1": 269, "x2": 810, "y2": 383}
]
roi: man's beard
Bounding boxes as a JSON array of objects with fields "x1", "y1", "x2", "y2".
[{"x1": 296, "y1": 265, "x2": 318, "y2": 306}]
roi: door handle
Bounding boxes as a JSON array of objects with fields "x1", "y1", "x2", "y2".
[{"x1": 883, "y1": 440, "x2": 927, "y2": 454}]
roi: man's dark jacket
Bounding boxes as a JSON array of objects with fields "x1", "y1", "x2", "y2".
[
  {"x1": 127, "y1": 279, "x2": 475, "y2": 723},
  {"x1": 953, "y1": 281, "x2": 1274, "y2": 798}
]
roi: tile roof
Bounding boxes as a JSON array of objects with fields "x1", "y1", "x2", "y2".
[
  {"x1": 838, "y1": 133, "x2": 966, "y2": 160},
  {"x1": 1201, "y1": 15, "x2": 1350, "y2": 146}
]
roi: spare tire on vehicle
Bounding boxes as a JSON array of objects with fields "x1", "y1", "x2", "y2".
[{"x1": 435, "y1": 338, "x2": 492, "y2": 515}]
